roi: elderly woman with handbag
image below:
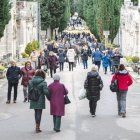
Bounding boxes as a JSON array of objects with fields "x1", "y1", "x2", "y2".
[
  {"x1": 84, "y1": 64, "x2": 103, "y2": 117},
  {"x1": 48, "y1": 74, "x2": 69, "y2": 132}
]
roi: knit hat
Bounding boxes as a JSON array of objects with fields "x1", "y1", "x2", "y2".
[{"x1": 53, "y1": 74, "x2": 60, "y2": 81}]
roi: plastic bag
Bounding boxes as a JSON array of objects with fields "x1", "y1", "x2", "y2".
[{"x1": 78, "y1": 88, "x2": 87, "y2": 100}]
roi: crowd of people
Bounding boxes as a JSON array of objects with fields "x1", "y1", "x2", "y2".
[{"x1": 5, "y1": 31, "x2": 133, "y2": 133}]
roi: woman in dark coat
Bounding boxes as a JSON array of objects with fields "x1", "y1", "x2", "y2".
[
  {"x1": 48, "y1": 51, "x2": 58, "y2": 78},
  {"x1": 58, "y1": 49, "x2": 65, "y2": 71},
  {"x1": 21, "y1": 61, "x2": 35, "y2": 102},
  {"x1": 81, "y1": 49, "x2": 88, "y2": 69},
  {"x1": 84, "y1": 65, "x2": 103, "y2": 117},
  {"x1": 48, "y1": 74, "x2": 68, "y2": 132},
  {"x1": 28, "y1": 70, "x2": 49, "y2": 133}
]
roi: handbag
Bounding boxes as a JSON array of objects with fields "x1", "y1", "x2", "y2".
[
  {"x1": 64, "y1": 95, "x2": 71, "y2": 104},
  {"x1": 110, "y1": 78, "x2": 118, "y2": 92},
  {"x1": 78, "y1": 88, "x2": 87, "y2": 100}
]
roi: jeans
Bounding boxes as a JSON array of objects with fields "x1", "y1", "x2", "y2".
[
  {"x1": 32, "y1": 61, "x2": 37, "y2": 69},
  {"x1": 83, "y1": 60, "x2": 88, "y2": 69},
  {"x1": 104, "y1": 67, "x2": 107, "y2": 74},
  {"x1": 7, "y1": 81, "x2": 18, "y2": 101},
  {"x1": 69, "y1": 62, "x2": 74, "y2": 71},
  {"x1": 59, "y1": 62, "x2": 64, "y2": 71},
  {"x1": 116, "y1": 91, "x2": 127, "y2": 114},
  {"x1": 34, "y1": 109, "x2": 42, "y2": 124},
  {"x1": 89, "y1": 101, "x2": 97, "y2": 115}
]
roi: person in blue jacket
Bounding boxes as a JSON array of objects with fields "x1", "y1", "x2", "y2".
[
  {"x1": 102, "y1": 51, "x2": 110, "y2": 74},
  {"x1": 92, "y1": 48, "x2": 102, "y2": 71}
]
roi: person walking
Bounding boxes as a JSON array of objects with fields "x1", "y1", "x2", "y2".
[
  {"x1": 102, "y1": 51, "x2": 110, "y2": 74},
  {"x1": 38, "y1": 51, "x2": 45, "y2": 69},
  {"x1": 66, "y1": 46, "x2": 76, "y2": 71},
  {"x1": 81, "y1": 48, "x2": 88, "y2": 69},
  {"x1": 111, "y1": 48, "x2": 123, "y2": 74},
  {"x1": 30, "y1": 49, "x2": 38, "y2": 69},
  {"x1": 58, "y1": 48, "x2": 65, "y2": 71},
  {"x1": 84, "y1": 65, "x2": 103, "y2": 117},
  {"x1": 48, "y1": 51, "x2": 58, "y2": 78},
  {"x1": 48, "y1": 74, "x2": 68, "y2": 132},
  {"x1": 6, "y1": 60, "x2": 22, "y2": 104},
  {"x1": 92, "y1": 48, "x2": 102, "y2": 71},
  {"x1": 28, "y1": 70, "x2": 49, "y2": 133},
  {"x1": 111, "y1": 64, "x2": 133, "y2": 117},
  {"x1": 21, "y1": 61, "x2": 35, "y2": 102}
]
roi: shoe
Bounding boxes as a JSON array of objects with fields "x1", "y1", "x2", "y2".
[
  {"x1": 118, "y1": 112, "x2": 122, "y2": 116},
  {"x1": 13, "y1": 100, "x2": 16, "y2": 103},
  {"x1": 54, "y1": 128, "x2": 60, "y2": 132},
  {"x1": 91, "y1": 114, "x2": 96, "y2": 117},
  {"x1": 23, "y1": 98, "x2": 27, "y2": 102},
  {"x1": 6, "y1": 100, "x2": 10, "y2": 104},
  {"x1": 36, "y1": 123, "x2": 42, "y2": 133},
  {"x1": 122, "y1": 113, "x2": 126, "y2": 118}
]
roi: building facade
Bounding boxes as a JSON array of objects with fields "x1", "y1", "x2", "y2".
[
  {"x1": 0, "y1": 0, "x2": 40, "y2": 62},
  {"x1": 120, "y1": 0, "x2": 140, "y2": 57}
]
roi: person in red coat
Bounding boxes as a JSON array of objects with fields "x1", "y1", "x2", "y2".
[
  {"x1": 21, "y1": 61, "x2": 35, "y2": 102},
  {"x1": 111, "y1": 64, "x2": 133, "y2": 117},
  {"x1": 48, "y1": 74, "x2": 68, "y2": 132}
]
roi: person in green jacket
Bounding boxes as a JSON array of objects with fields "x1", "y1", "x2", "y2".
[{"x1": 28, "y1": 69, "x2": 49, "y2": 133}]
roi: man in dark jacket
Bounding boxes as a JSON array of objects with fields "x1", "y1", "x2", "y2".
[
  {"x1": 84, "y1": 65, "x2": 103, "y2": 117},
  {"x1": 81, "y1": 49, "x2": 88, "y2": 69},
  {"x1": 111, "y1": 48, "x2": 123, "y2": 74},
  {"x1": 6, "y1": 60, "x2": 22, "y2": 104},
  {"x1": 92, "y1": 48, "x2": 102, "y2": 71}
]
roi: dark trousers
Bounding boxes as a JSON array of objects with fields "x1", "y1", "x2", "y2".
[
  {"x1": 109, "y1": 60, "x2": 112, "y2": 71},
  {"x1": 50, "y1": 68, "x2": 56, "y2": 78},
  {"x1": 112, "y1": 65, "x2": 119, "y2": 74},
  {"x1": 69, "y1": 62, "x2": 74, "y2": 71},
  {"x1": 89, "y1": 100, "x2": 97, "y2": 115},
  {"x1": 104, "y1": 67, "x2": 107, "y2": 74},
  {"x1": 59, "y1": 62, "x2": 64, "y2": 71},
  {"x1": 7, "y1": 81, "x2": 18, "y2": 101},
  {"x1": 34, "y1": 109, "x2": 42, "y2": 124},
  {"x1": 83, "y1": 60, "x2": 88, "y2": 69},
  {"x1": 94, "y1": 61, "x2": 101, "y2": 71},
  {"x1": 53, "y1": 115, "x2": 61, "y2": 130}
]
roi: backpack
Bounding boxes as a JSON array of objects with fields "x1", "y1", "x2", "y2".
[
  {"x1": 110, "y1": 78, "x2": 118, "y2": 92},
  {"x1": 28, "y1": 81, "x2": 43, "y2": 101}
]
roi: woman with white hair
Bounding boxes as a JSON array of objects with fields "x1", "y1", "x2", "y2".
[
  {"x1": 48, "y1": 74, "x2": 68, "y2": 132},
  {"x1": 84, "y1": 65, "x2": 103, "y2": 117}
]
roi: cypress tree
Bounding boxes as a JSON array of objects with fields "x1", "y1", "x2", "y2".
[{"x1": 0, "y1": 0, "x2": 10, "y2": 38}]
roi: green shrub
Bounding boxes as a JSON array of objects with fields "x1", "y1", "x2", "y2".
[
  {"x1": 106, "y1": 43, "x2": 113, "y2": 48},
  {"x1": 132, "y1": 56, "x2": 139, "y2": 63},
  {"x1": 25, "y1": 40, "x2": 40, "y2": 56},
  {"x1": 21, "y1": 52, "x2": 29, "y2": 58},
  {"x1": 0, "y1": 65, "x2": 6, "y2": 71},
  {"x1": 125, "y1": 56, "x2": 132, "y2": 63}
]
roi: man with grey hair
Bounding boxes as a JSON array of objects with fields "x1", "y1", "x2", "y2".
[{"x1": 6, "y1": 60, "x2": 22, "y2": 104}]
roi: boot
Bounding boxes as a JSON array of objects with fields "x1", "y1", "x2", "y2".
[{"x1": 36, "y1": 123, "x2": 42, "y2": 133}]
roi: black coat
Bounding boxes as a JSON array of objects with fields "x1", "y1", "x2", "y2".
[
  {"x1": 6, "y1": 66, "x2": 22, "y2": 84},
  {"x1": 84, "y1": 71, "x2": 103, "y2": 101}
]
